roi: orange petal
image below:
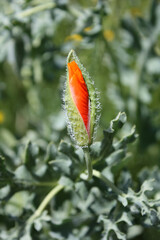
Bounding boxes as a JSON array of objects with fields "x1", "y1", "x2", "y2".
[{"x1": 68, "y1": 61, "x2": 90, "y2": 136}]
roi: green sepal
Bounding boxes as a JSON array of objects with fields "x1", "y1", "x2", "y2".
[{"x1": 64, "y1": 49, "x2": 100, "y2": 147}]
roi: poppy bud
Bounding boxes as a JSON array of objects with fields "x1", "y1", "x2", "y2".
[{"x1": 63, "y1": 49, "x2": 100, "y2": 147}]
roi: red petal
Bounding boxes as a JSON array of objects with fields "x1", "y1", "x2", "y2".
[{"x1": 68, "y1": 61, "x2": 90, "y2": 136}]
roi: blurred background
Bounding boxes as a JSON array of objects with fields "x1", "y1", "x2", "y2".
[
  {"x1": 1, "y1": 0, "x2": 160, "y2": 164},
  {"x1": 1, "y1": 1, "x2": 160, "y2": 163},
  {"x1": 0, "y1": 0, "x2": 160, "y2": 238},
  {"x1": 0, "y1": 0, "x2": 160, "y2": 239}
]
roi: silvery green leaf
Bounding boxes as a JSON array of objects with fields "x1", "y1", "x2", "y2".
[
  {"x1": 34, "y1": 210, "x2": 51, "y2": 231},
  {"x1": 127, "y1": 225, "x2": 143, "y2": 239},
  {"x1": 44, "y1": 142, "x2": 57, "y2": 162},
  {"x1": 149, "y1": 209, "x2": 160, "y2": 226},
  {"x1": 59, "y1": 176, "x2": 74, "y2": 189},
  {"x1": 146, "y1": 57, "x2": 160, "y2": 74},
  {"x1": 4, "y1": 191, "x2": 34, "y2": 217},
  {"x1": 24, "y1": 141, "x2": 39, "y2": 167},
  {"x1": 118, "y1": 194, "x2": 128, "y2": 207},
  {"x1": 75, "y1": 181, "x2": 88, "y2": 200},
  {"x1": 0, "y1": 185, "x2": 10, "y2": 200},
  {"x1": 58, "y1": 140, "x2": 75, "y2": 155},
  {"x1": 90, "y1": 141, "x2": 101, "y2": 158},
  {"x1": 114, "y1": 126, "x2": 138, "y2": 150},
  {"x1": 105, "y1": 149, "x2": 126, "y2": 166},
  {"x1": 108, "y1": 112, "x2": 127, "y2": 135},
  {"x1": 118, "y1": 169, "x2": 132, "y2": 192},
  {"x1": 0, "y1": 155, "x2": 14, "y2": 187},
  {"x1": 50, "y1": 154, "x2": 72, "y2": 175},
  {"x1": 98, "y1": 215, "x2": 126, "y2": 240},
  {"x1": 116, "y1": 212, "x2": 132, "y2": 226},
  {"x1": 14, "y1": 165, "x2": 35, "y2": 182},
  {"x1": 100, "y1": 112, "x2": 127, "y2": 158},
  {"x1": 124, "y1": 180, "x2": 155, "y2": 215},
  {"x1": 49, "y1": 231, "x2": 65, "y2": 240}
]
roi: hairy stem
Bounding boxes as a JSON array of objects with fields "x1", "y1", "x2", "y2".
[
  {"x1": 84, "y1": 147, "x2": 93, "y2": 180},
  {"x1": 27, "y1": 184, "x2": 64, "y2": 224},
  {"x1": 92, "y1": 169, "x2": 123, "y2": 195}
]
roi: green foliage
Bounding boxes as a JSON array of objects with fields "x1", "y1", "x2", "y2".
[
  {"x1": 0, "y1": 112, "x2": 160, "y2": 240},
  {"x1": 0, "y1": 0, "x2": 160, "y2": 239}
]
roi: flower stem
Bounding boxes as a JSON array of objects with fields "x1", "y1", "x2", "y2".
[
  {"x1": 16, "y1": 2, "x2": 56, "y2": 18},
  {"x1": 27, "y1": 184, "x2": 64, "y2": 225},
  {"x1": 92, "y1": 169, "x2": 122, "y2": 195},
  {"x1": 84, "y1": 148, "x2": 92, "y2": 180}
]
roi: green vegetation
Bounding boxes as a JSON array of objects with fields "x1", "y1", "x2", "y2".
[{"x1": 0, "y1": 0, "x2": 160, "y2": 239}]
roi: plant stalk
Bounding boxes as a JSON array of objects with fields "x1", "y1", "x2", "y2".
[
  {"x1": 84, "y1": 147, "x2": 92, "y2": 180},
  {"x1": 27, "y1": 184, "x2": 64, "y2": 224},
  {"x1": 92, "y1": 169, "x2": 123, "y2": 195},
  {"x1": 17, "y1": 2, "x2": 56, "y2": 18}
]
